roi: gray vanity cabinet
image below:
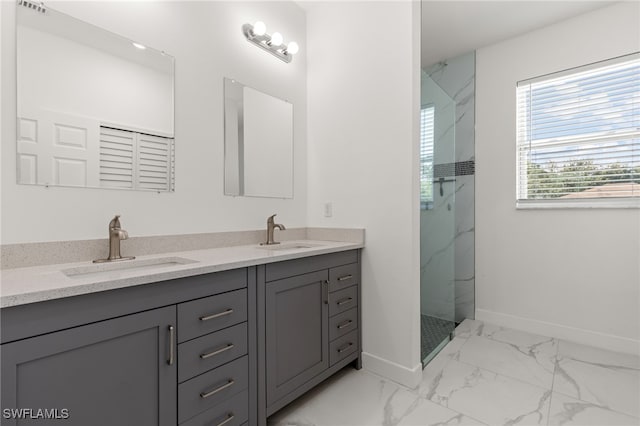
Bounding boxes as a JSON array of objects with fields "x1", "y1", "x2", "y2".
[
  {"x1": 258, "y1": 250, "x2": 362, "y2": 421},
  {"x1": 1, "y1": 268, "x2": 253, "y2": 426},
  {"x1": 0, "y1": 306, "x2": 177, "y2": 426},
  {"x1": 0, "y1": 248, "x2": 361, "y2": 426},
  {"x1": 264, "y1": 270, "x2": 330, "y2": 407}
]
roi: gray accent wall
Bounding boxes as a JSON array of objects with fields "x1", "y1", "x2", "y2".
[{"x1": 424, "y1": 52, "x2": 476, "y2": 322}]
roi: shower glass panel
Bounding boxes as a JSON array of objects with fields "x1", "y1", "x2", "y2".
[{"x1": 420, "y1": 70, "x2": 456, "y2": 366}]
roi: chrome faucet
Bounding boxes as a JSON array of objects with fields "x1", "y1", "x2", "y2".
[
  {"x1": 93, "y1": 215, "x2": 135, "y2": 263},
  {"x1": 261, "y1": 214, "x2": 286, "y2": 245}
]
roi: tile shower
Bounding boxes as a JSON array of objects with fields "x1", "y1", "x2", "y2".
[{"x1": 420, "y1": 51, "x2": 476, "y2": 363}]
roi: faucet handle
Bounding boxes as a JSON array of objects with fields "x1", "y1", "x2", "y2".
[{"x1": 109, "y1": 215, "x2": 122, "y2": 229}]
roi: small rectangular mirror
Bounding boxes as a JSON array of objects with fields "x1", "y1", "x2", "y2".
[
  {"x1": 16, "y1": 3, "x2": 175, "y2": 191},
  {"x1": 224, "y1": 78, "x2": 293, "y2": 198}
]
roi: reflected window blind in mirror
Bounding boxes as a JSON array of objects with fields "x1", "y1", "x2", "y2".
[
  {"x1": 100, "y1": 126, "x2": 175, "y2": 191},
  {"x1": 516, "y1": 53, "x2": 640, "y2": 207}
]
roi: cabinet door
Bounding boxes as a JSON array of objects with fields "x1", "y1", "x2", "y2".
[
  {"x1": 265, "y1": 270, "x2": 328, "y2": 407},
  {"x1": 1, "y1": 306, "x2": 176, "y2": 426}
]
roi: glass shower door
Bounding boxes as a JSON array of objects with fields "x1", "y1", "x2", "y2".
[{"x1": 420, "y1": 70, "x2": 456, "y2": 366}]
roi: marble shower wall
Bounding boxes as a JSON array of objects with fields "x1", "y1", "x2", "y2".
[{"x1": 424, "y1": 52, "x2": 476, "y2": 323}]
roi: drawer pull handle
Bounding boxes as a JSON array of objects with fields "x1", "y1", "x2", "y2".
[
  {"x1": 337, "y1": 297, "x2": 353, "y2": 306},
  {"x1": 200, "y1": 343, "x2": 234, "y2": 360},
  {"x1": 216, "y1": 413, "x2": 235, "y2": 426},
  {"x1": 337, "y1": 274, "x2": 353, "y2": 282},
  {"x1": 167, "y1": 325, "x2": 175, "y2": 366},
  {"x1": 200, "y1": 308, "x2": 233, "y2": 322},
  {"x1": 200, "y1": 379, "x2": 235, "y2": 399},
  {"x1": 337, "y1": 320, "x2": 353, "y2": 330},
  {"x1": 337, "y1": 342, "x2": 354, "y2": 353}
]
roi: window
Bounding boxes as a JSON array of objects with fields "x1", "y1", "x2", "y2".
[
  {"x1": 516, "y1": 53, "x2": 640, "y2": 208},
  {"x1": 420, "y1": 105, "x2": 435, "y2": 209}
]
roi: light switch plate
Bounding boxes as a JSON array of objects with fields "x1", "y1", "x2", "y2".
[{"x1": 323, "y1": 202, "x2": 333, "y2": 218}]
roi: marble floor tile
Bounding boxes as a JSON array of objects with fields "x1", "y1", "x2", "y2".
[
  {"x1": 268, "y1": 368, "x2": 405, "y2": 426},
  {"x1": 478, "y1": 323, "x2": 558, "y2": 355},
  {"x1": 393, "y1": 389, "x2": 487, "y2": 426},
  {"x1": 553, "y1": 340, "x2": 640, "y2": 418},
  {"x1": 457, "y1": 333, "x2": 557, "y2": 388},
  {"x1": 454, "y1": 319, "x2": 482, "y2": 339},
  {"x1": 419, "y1": 359, "x2": 551, "y2": 425},
  {"x1": 548, "y1": 392, "x2": 640, "y2": 426},
  {"x1": 269, "y1": 322, "x2": 640, "y2": 426},
  {"x1": 423, "y1": 337, "x2": 468, "y2": 379},
  {"x1": 269, "y1": 367, "x2": 486, "y2": 426},
  {"x1": 557, "y1": 340, "x2": 640, "y2": 369}
]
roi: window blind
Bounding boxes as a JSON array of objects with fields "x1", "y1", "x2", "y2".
[
  {"x1": 420, "y1": 105, "x2": 435, "y2": 208},
  {"x1": 516, "y1": 53, "x2": 640, "y2": 206}
]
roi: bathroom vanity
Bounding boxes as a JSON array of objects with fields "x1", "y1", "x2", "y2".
[{"x1": 0, "y1": 243, "x2": 362, "y2": 426}]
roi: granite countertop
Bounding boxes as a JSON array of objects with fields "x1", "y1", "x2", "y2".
[{"x1": 0, "y1": 240, "x2": 363, "y2": 308}]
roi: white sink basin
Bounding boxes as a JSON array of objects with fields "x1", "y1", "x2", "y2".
[
  {"x1": 62, "y1": 256, "x2": 198, "y2": 278},
  {"x1": 257, "y1": 242, "x2": 322, "y2": 251}
]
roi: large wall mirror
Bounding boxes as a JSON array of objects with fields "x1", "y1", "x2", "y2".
[
  {"x1": 16, "y1": 3, "x2": 175, "y2": 191},
  {"x1": 224, "y1": 78, "x2": 293, "y2": 198}
]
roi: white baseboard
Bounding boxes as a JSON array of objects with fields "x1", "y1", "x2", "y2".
[
  {"x1": 361, "y1": 352, "x2": 422, "y2": 389},
  {"x1": 476, "y1": 309, "x2": 640, "y2": 355}
]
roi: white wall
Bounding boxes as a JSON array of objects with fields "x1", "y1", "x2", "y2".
[
  {"x1": 475, "y1": 2, "x2": 640, "y2": 354},
  {"x1": 1, "y1": 1, "x2": 307, "y2": 243},
  {"x1": 306, "y1": 1, "x2": 422, "y2": 387}
]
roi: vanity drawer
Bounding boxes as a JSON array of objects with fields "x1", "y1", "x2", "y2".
[
  {"x1": 329, "y1": 307, "x2": 358, "y2": 342},
  {"x1": 178, "y1": 322, "x2": 248, "y2": 383},
  {"x1": 178, "y1": 289, "x2": 247, "y2": 343},
  {"x1": 180, "y1": 389, "x2": 248, "y2": 426},
  {"x1": 329, "y1": 330, "x2": 358, "y2": 366},
  {"x1": 178, "y1": 355, "x2": 248, "y2": 423},
  {"x1": 328, "y1": 285, "x2": 358, "y2": 317},
  {"x1": 328, "y1": 263, "x2": 359, "y2": 292}
]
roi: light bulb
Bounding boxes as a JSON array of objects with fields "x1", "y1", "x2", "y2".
[
  {"x1": 286, "y1": 41, "x2": 299, "y2": 55},
  {"x1": 253, "y1": 21, "x2": 266, "y2": 36},
  {"x1": 270, "y1": 32, "x2": 283, "y2": 46}
]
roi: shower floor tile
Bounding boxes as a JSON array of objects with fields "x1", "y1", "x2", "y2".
[{"x1": 421, "y1": 314, "x2": 455, "y2": 363}]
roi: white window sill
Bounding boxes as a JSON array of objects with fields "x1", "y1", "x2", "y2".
[{"x1": 516, "y1": 198, "x2": 640, "y2": 209}]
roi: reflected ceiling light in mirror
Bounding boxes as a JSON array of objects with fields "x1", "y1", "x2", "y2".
[
  {"x1": 242, "y1": 22, "x2": 299, "y2": 63},
  {"x1": 132, "y1": 42, "x2": 146, "y2": 50}
]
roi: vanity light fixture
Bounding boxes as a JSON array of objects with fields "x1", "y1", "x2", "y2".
[{"x1": 242, "y1": 21, "x2": 299, "y2": 63}]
